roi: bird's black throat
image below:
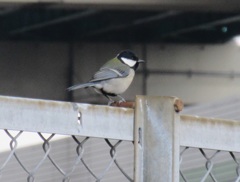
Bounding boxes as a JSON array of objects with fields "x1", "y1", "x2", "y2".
[{"x1": 133, "y1": 62, "x2": 139, "y2": 71}]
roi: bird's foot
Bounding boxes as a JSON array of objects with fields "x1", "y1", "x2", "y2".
[
  {"x1": 108, "y1": 95, "x2": 126, "y2": 106},
  {"x1": 117, "y1": 95, "x2": 126, "y2": 103},
  {"x1": 108, "y1": 99, "x2": 115, "y2": 106},
  {"x1": 118, "y1": 99, "x2": 126, "y2": 104}
]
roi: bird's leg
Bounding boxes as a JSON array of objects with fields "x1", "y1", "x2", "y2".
[
  {"x1": 103, "y1": 94, "x2": 114, "y2": 105},
  {"x1": 117, "y1": 95, "x2": 126, "y2": 103},
  {"x1": 107, "y1": 97, "x2": 115, "y2": 106},
  {"x1": 99, "y1": 89, "x2": 114, "y2": 105}
]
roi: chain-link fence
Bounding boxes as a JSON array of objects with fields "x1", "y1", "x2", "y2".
[
  {"x1": 0, "y1": 95, "x2": 135, "y2": 182},
  {"x1": 0, "y1": 95, "x2": 240, "y2": 182},
  {"x1": 0, "y1": 130, "x2": 134, "y2": 182},
  {"x1": 180, "y1": 147, "x2": 240, "y2": 182},
  {"x1": 179, "y1": 115, "x2": 240, "y2": 182}
]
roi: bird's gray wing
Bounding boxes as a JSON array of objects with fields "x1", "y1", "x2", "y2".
[
  {"x1": 67, "y1": 82, "x2": 96, "y2": 91},
  {"x1": 90, "y1": 66, "x2": 130, "y2": 82}
]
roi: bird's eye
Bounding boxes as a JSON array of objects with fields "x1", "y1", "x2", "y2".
[{"x1": 132, "y1": 56, "x2": 138, "y2": 61}]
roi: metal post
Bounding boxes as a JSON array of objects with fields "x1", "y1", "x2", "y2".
[{"x1": 134, "y1": 96, "x2": 180, "y2": 182}]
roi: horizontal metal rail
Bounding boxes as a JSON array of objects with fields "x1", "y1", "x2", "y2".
[
  {"x1": 137, "y1": 69, "x2": 240, "y2": 79},
  {"x1": 0, "y1": 96, "x2": 134, "y2": 141},
  {"x1": 180, "y1": 115, "x2": 240, "y2": 152},
  {"x1": 1, "y1": 95, "x2": 240, "y2": 151}
]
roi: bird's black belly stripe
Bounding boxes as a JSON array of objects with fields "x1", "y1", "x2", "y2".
[{"x1": 100, "y1": 89, "x2": 117, "y2": 97}]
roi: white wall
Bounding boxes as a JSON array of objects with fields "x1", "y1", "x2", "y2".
[
  {"x1": 1, "y1": 40, "x2": 240, "y2": 105},
  {"x1": 147, "y1": 41, "x2": 240, "y2": 104}
]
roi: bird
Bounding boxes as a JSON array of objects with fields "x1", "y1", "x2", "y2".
[{"x1": 67, "y1": 50, "x2": 144, "y2": 105}]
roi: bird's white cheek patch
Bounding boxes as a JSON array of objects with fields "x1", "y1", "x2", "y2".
[{"x1": 121, "y1": 57, "x2": 136, "y2": 67}]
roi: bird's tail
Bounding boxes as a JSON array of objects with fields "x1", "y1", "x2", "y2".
[{"x1": 67, "y1": 82, "x2": 96, "y2": 91}]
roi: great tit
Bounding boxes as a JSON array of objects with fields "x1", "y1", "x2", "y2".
[{"x1": 68, "y1": 50, "x2": 144, "y2": 105}]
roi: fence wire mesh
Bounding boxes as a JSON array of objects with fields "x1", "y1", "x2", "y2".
[
  {"x1": 180, "y1": 146, "x2": 240, "y2": 182},
  {"x1": 0, "y1": 129, "x2": 134, "y2": 182}
]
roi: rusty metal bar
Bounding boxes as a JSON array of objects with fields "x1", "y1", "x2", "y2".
[
  {"x1": 0, "y1": 96, "x2": 134, "y2": 141},
  {"x1": 134, "y1": 96, "x2": 180, "y2": 182},
  {"x1": 180, "y1": 115, "x2": 240, "y2": 152}
]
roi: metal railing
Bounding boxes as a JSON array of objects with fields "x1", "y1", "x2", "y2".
[
  {"x1": 0, "y1": 95, "x2": 135, "y2": 182},
  {"x1": 179, "y1": 115, "x2": 240, "y2": 182},
  {"x1": 0, "y1": 95, "x2": 239, "y2": 181}
]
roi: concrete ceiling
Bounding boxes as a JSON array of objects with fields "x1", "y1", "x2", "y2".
[{"x1": 1, "y1": 1, "x2": 240, "y2": 43}]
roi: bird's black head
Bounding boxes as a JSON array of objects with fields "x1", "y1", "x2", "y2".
[{"x1": 117, "y1": 50, "x2": 144, "y2": 70}]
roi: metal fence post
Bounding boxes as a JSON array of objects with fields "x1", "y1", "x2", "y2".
[{"x1": 134, "y1": 96, "x2": 181, "y2": 182}]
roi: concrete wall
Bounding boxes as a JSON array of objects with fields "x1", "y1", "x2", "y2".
[
  {"x1": 147, "y1": 42, "x2": 240, "y2": 104},
  {"x1": 0, "y1": 41, "x2": 69, "y2": 101},
  {"x1": 1, "y1": 40, "x2": 240, "y2": 105}
]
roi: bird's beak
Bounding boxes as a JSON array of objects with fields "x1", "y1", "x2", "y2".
[{"x1": 138, "y1": 59, "x2": 145, "y2": 63}]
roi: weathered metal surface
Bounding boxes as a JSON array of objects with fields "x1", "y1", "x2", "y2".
[
  {"x1": 180, "y1": 115, "x2": 240, "y2": 152},
  {"x1": 134, "y1": 96, "x2": 180, "y2": 182},
  {"x1": 0, "y1": 96, "x2": 134, "y2": 140}
]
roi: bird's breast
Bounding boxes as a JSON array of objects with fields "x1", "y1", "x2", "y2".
[{"x1": 101, "y1": 69, "x2": 135, "y2": 94}]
